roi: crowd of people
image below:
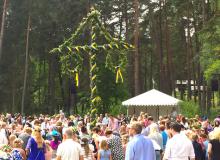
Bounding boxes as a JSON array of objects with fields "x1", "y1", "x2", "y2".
[{"x1": 0, "y1": 110, "x2": 220, "y2": 160}]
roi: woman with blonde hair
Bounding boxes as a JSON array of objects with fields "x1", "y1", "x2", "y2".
[
  {"x1": 208, "y1": 128, "x2": 220, "y2": 160},
  {"x1": 26, "y1": 126, "x2": 46, "y2": 160},
  {"x1": 148, "y1": 123, "x2": 163, "y2": 160},
  {"x1": 9, "y1": 134, "x2": 16, "y2": 147},
  {"x1": 97, "y1": 140, "x2": 112, "y2": 160},
  {"x1": 12, "y1": 138, "x2": 26, "y2": 160}
]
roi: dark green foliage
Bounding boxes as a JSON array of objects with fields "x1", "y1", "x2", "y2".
[{"x1": 0, "y1": 0, "x2": 219, "y2": 117}]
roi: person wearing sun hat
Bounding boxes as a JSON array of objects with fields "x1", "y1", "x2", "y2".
[{"x1": 49, "y1": 130, "x2": 61, "y2": 159}]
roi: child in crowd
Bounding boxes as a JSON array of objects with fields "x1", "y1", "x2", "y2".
[
  {"x1": 80, "y1": 137, "x2": 95, "y2": 160},
  {"x1": 97, "y1": 140, "x2": 112, "y2": 160},
  {"x1": 121, "y1": 134, "x2": 129, "y2": 156}
]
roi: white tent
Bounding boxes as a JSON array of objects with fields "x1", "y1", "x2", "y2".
[{"x1": 122, "y1": 89, "x2": 181, "y2": 119}]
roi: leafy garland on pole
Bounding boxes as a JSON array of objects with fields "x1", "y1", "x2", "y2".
[{"x1": 50, "y1": 8, "x2": 134, "y2": 125}]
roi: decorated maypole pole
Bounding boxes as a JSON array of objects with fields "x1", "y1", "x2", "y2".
[
  {"x1": 50, "y1": 8, "x2": 133, "y2": 124},
  {"x1": 89, "y1": 24, "x2": 98, "y2": 118}
]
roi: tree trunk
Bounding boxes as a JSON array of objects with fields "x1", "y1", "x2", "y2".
[
  {"x1": 148, "y1": 2, "x2": 154, "y2": 90},
  {"x1": 12, "y1": 80, "x2": 16, "y2": 112},
  {"x1": 0, "y1": 0, "x2": 7, "y2": 61},
  {"x1": 48, "y1": 55, "x2": 56, "y2": 114},
  {"x1": 218, "y1": 79, "x2": 220, "y2": 106},
  {"x1": 158, "y1": 0, "x2": 165, "y2": 92},
  {"x1": 58, "y1": 66, "x2": 66, "y2": 110},
  {"x1": 118, "y1": 1, "x2": 123, "y2": 40},
  {"x1": 192, "y1": 1, "x2": 202, "y2": 107},
  {"x1": 133, "y1": 0, "x2": 140, "y2": 95},
  {"x1": 186, "y1": 0, "x2": 192, "y2": 100},
  {"x1": 21, "y1": 15, "x2": 31, "y2": 115},
  {"x1": 124, "y1": 0, "x2": 129, "y2": 42},
  {"x1": 124, "y1": 0, "x2": 133, "y2": 95},
  {"x1": 164, "y1": 0, "x2": 174, "y2": 95},
  {"x1": 38, "y1": 59, "x2": 42, "y2": 109},
  {"x1": 200, "y1": 0, "x2": 208, "y2": 114}
]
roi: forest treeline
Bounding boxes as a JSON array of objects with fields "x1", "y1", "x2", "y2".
[{"x1": 0, "y1": 0, "x2": 219, "y2": 115}]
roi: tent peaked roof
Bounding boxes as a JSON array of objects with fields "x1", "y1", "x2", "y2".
[{"x1": 122, "y1": 89, "x2": 180, "y2": 106}]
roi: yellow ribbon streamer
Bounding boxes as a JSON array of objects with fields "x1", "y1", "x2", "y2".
[
  {"x1": 116, "y1": 67, "x2": 124, "y2": 83},
  {"x1": 75, "y1": 72, "x2": 79, "y2": 87}
]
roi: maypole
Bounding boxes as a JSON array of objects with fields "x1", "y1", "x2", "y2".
[{"x1": 50, "y1": 8, "x2": 134, "y2": 124}]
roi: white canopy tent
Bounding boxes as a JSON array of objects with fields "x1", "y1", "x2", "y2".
[{"x1": 122, "y1": 89, "x2": 181, "y2": 120}]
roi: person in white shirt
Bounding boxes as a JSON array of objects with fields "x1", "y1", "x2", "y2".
[
  {"x1": 163, "y1": 122, "x2": 195, "y2": 160},
  {"x1": 56, "y1": 128, "x2": 84, "y2": 160},
  {"x1": 41, "y1": 118, "x2": 50, "y2": 136},
  {"x1": 0, "y1": 131, "x2": 8, "y2": 145}
]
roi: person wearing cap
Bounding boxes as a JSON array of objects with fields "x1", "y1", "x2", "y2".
[
  {"x1": 56, "y1": 127, "x2": 83, "y2": 160},
  {"x1": 163, "y1": 122, "x2": 195, "y2": 160},
  {"x1": 125, "y1": 122, "x2": 155, "y2": 160}
]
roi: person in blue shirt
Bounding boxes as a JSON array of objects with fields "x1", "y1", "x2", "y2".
[
  {"x1": 125, "y1": 122, "x2": 156, "y2": 160},
  {"x1": 159, "y1": 125, "x2": 168, "y2": 150}
]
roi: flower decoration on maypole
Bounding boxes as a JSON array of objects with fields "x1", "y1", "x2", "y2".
[{"x1": 50, "y1": 8, "x2": 134, "y2": 124}]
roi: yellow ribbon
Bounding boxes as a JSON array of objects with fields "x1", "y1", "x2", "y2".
[
  {"x1": 116, "y1": 67, "x2": 124, "y2": 83},
  {"x1": 75, "y1": 46, "x2": 80, "y2": 52},
  {"x1": 108, "y1": 44, "x2": 113, "y2": 49},
  {"x1": 91, "y1": 86, "x2": 97, "y2": 93},
  {"x1": 123, "y1": 44, "x2": 129, "y2": 49},
  {"x1": 67, "y1": 46, "x2": 71, "y2": 51},
  {"x1": 92, "y1": 33, "x2": 96, "y2": 40},
  {"x1": 90, "y1": 63, "x2": 97, "y2": 72},
  {"x1": 92, "y1": 75, "x2": 97, "y2": 81},
  {"x1": 91, "y1": 54, "x2": 96, "y2": 60},
  {"x1": 91, "y1": 97, "x2": 96, "y2": 103},
  {"x1": 75, "y1": 72, "x2": 79, "y2": 87}
]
